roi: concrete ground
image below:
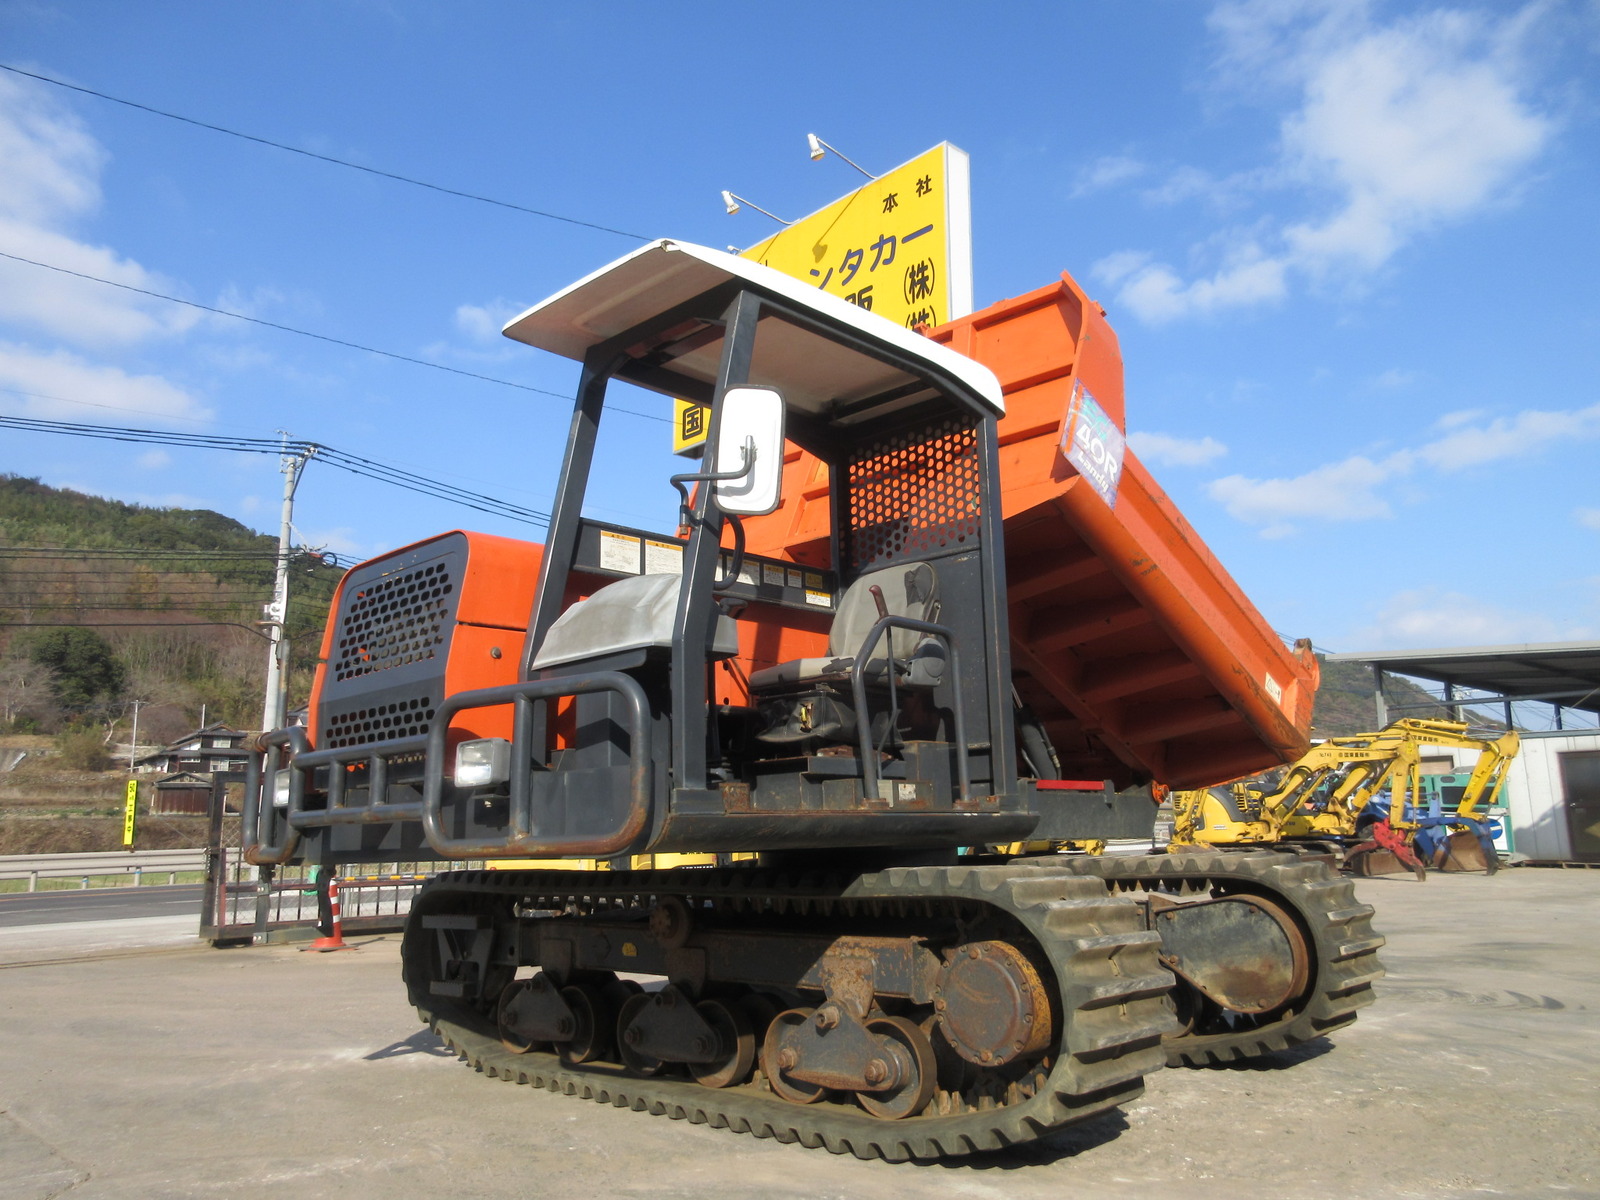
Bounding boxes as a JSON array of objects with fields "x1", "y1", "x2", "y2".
[{"x1": 0, "y1": 869, "x2": 1595, "y2": 1200}]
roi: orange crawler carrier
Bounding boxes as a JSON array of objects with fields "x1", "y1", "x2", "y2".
[
  {"x1": 744, "y1": 268, "x2": 1318, "y2": 790},
  {"x1": 246, "y1": 242, "x2": 1378, "y2": 1162}
]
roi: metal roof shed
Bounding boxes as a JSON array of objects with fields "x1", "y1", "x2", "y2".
[
  {"x1": 1324, "y1": 642, "x2": 1600, "y2": 727},
  {"x1": 1326, "y1": 642, "x2": 1600, "y2": 863}
]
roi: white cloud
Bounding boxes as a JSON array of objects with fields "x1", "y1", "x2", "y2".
[
  {"x1": 1209, "y1": 453, "x2": 1398, "y2": 537},
  {"x1": 1371, "y1": 368, "x2": 1420, "y2": 390},
  {"x1": 1415, "y1": 402, "x2": 1600, "y2": 470},
  {"x1": 1071, "y1": 155, "x2": 1146, "y2": 197},
  {"x1": 0, "y1": 72, "x2": 198, "y2": 347},
  {"x1": 136, "y1": 449, "x2": 171, "y2": 470},
  {"x1": 454, "y1": 299, "x2": 523, "y2": 344},
  {"x1": 1098, "y1": 3, "x2": 1554, "y2": 322},
  {"x1": 1433, "y1": 407, "x2": 1483, "y2": 429},
  {"x1": 1575, "y1": 507, "x2": 1600, "y2": 531},
  {"x1": 1207, "y1": 400, "x2": 1600, "y2": 535},
  {"x1": 1128, "y1": 431, "x2": 1229, "y2": 467},
  {"x1": 1351, "y1": 586, "x2": 1594, "y2": 648},
  {"x1": 0, "y1": 342, "x2": 211, "y2": 422}
]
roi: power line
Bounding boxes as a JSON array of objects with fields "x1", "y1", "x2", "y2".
[
  {"x1": 0, "y1": 249, "x2": 578, "y2": 403},
  {"x1": 0, "y1": 414, "x2": 554, "y2": 528},
  {"x1": 0, "y1": 62, "x2": 650, "y2": 242},
  {"x1": 0, "y1": 252, "x2": 669, "y2": 423}
]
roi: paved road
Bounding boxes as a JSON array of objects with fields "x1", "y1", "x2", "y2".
[
  {"x1": 0, "y1": 869, "x2": 1594, "y2": 1199},
  {"x1": 0, "y1": 884, "x2": 203, "y2": 928}
]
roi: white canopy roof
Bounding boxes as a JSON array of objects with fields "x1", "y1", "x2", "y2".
[{"x1": 502, "y1": 239, "x2": 1004, "y2": 419}]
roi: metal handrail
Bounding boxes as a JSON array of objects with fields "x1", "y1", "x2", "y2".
[
  {"x1": 847, "y1": 615, "x2": 969, "y2": 804},
  {"x1": 242, "y1": 725, "x2": 310, "y2": 866},
  {"x1": 285, "y1": 736, "x2": 430, "y2": 828},
  {"x1": 420, "y1": 671, "x2": 654, "y2": 859}
]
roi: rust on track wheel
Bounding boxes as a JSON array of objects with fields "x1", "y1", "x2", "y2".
[
  {"x1": 690, "y1": 998, "x2": 757, "y2": 1089},
  {"x1": 557, "y1": 983, "x2": 605, "y2": 1066},
  {"x1": 495, "y1": 978, "x2": 542, "y2": 1054},
  {"x1": 615, "y1": 991, "x2": 665, "y2": 1077},
  {"x1": 856, "y1": 1015, "x2": 937, "y2": 1120},
  {"x1": 760, "y1": 1007, "x2": 826, "y2": 1104}
]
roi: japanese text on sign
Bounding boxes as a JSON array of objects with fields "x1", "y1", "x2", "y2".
[
  {"x1": 744, "y1": 142, "x2": 969, "y2": 332},
  {"x1": 674, "y1": 143, "x2": 972, "y2": 456},
  {"x1": 122, "y1": 779, "x2": 138, "y2": 846}
]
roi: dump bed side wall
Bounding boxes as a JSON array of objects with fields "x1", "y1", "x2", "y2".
[{"x1": 743, "y1": 270, "x2": 1316, "y2": 789}]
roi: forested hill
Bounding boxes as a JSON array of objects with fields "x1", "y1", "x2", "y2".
[
  {"x1": 0, "y1": 475, "x2": 344, "y2": 742},
  {"x1": 1311, "y1": 655, "x2": 1477, "y2": 736},
  {"x1": 0, "y1": 474, "x2": 271, "y2": 551}
]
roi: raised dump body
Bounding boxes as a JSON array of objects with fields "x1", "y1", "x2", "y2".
[{"x1": 743, "y1": 269, "x2": 1318, "y2": 790}]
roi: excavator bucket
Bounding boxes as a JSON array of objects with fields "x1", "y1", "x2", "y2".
[{"x1": 1436, "y1": 830, "x2": 1497, "y2": 874}]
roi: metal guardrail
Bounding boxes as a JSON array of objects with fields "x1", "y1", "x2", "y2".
[
  {"x1": 0, "y1": 849, "x2": 208, "y2": 890},
  {"x1": 203, "y1": 854, "x2": 469, "y2": 945}
]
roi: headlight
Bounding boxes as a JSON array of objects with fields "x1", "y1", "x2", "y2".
[
  {"x1": 272, "y1": 769, "x2": 292, "y2": 808},
  {"x1": 455, "y1": 738, "x2": 511, "y2": 788}
]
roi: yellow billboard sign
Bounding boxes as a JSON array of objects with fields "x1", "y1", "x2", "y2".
[
  {"x1": 676, "y1": 141, "x2": 972, "y2": 455},
  {"x1": 122, "y1": 778, "x2": 138, "y2": 847}
]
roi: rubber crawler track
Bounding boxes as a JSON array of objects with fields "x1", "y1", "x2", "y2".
[
  {"x1": 1050, "y1": 851, "x2": 1386, "y2": 1067},
  {"x1": 404, "y1": 863, "x2": 1175, "y2": 1161}
]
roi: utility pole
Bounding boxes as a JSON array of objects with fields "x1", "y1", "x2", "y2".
[
  {"x1": 128, "y1": 697, "x2": 140, "y2": 772},
  {"x1": 261, "y1": 437, "x2": 316, "y2": 732}
]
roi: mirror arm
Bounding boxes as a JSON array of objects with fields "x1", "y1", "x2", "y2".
[
  {"x1": 668, "y1": 438, "x2": 755, "y2": 528},
  {"x1": 712, "y1": 514, "x2": 746, "y2": 592}
]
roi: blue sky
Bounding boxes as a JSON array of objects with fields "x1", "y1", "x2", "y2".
[{"x1": 0, "y1": 0, "x2": 1596, "y2": 657}]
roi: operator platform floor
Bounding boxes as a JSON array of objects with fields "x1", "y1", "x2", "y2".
[{"x1": 0, "y1": 869, "x2": 1595, "y2": 1200}]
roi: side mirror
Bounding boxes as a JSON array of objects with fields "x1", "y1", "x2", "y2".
[{"x1": 712, "y1": 385, "x2": 785, "y2": 516}]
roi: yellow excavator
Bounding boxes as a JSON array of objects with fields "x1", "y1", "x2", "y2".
[{"x1": 1168, "y1": 719, "x2": 1519, "y2": 879}]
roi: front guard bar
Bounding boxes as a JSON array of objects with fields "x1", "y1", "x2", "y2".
[
  {"x1": 420, "y1": 671, "x2": 653, "y2": 859},
  {"x1": 244, "y1": 670, "x2": 653, "y2": 865}
]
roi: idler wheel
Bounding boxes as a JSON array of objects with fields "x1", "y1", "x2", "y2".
[
  {"x1": 689, "y1": 998, "x2": 756, "y2": 1089},
  {"x1": 495, "y1": 978, "x2": 546, "y2": 1054},
  {"x1": 935, "y1": 940, "x2": 1052, "y2": 1067},
  {"x1": 616, "y1": 991, "x2": 665, "y2": 1077},
  {"x1": 760, "y1": 1007, "x2": 826, "y2": 1104},
  {"x1": 856, "y1": 1016, "x2": 936, "y2": 1121},
  {"x1": 557, "y1": 983, "x2": 606, "y2": 1066}
]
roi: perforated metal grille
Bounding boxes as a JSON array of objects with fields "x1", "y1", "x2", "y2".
[
  {"x1": 322, "y1": 696, "x2": 437, "y2": 749},
  {"x1": 843, "y1": 418, "x2": 981, "y2": 570},
  {"x1": 331, "y1": 562, "x2": 455, "y2": 682}
]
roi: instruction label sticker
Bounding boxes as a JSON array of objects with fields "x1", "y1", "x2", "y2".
[
  {"x1": 1265, "y1": 674, "x2": 1284, "y2": 707},
  {"x1": 644, "y1": 539, "x2": 684, "y2": 575},
  {"x1": 599, "y1": 530, "x2": 641, "y2": 574},
  {"x1": 1060, "y1": 381, "x2": 1125, "y2": 508},
  {"x1": 762, "y1": 563, "x2": 786, "y2": 588}
]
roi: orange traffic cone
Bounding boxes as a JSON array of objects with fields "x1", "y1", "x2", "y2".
[{"x1": 304, "y1": 876, "x2": 358, "y2": 952}]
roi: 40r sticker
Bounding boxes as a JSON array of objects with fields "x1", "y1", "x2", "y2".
[{"x1": 1059, "y1": 381, "x2": 1126, "y2": 507}]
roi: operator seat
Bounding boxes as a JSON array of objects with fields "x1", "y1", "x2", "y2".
[
  {"x1": 531, "y1": 572, "x2": 739, "y2": 672},
  {"x1": 749, "y1": 561, "x2": 944, "y2": 744}
]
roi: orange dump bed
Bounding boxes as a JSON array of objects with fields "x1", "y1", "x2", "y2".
[{"x1": 748, "y1": 271, "x2": 1318, "y2": 790}]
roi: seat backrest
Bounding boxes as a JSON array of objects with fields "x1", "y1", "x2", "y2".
[
  {"x1": 532, "y1": 573, "x2": 738, "y2": 670},
  {"x1": 828, "y1": 561, "x2": 939, "y2": 665}
]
